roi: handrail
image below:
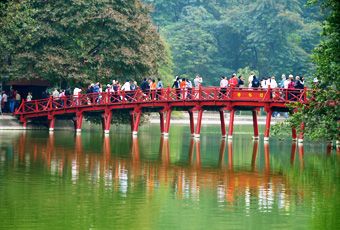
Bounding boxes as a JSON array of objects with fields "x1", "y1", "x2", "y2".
[{"x1": 15, "y1": 87, "x2": 310, "y2": 115}]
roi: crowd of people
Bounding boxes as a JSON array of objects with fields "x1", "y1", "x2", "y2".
[
  {"x1": 0, "y1": 89, "x2": 22, "y2": 114},
  {"x1": 220, "y1": 73, "x2": 310, "y2": 90},
  {"x1": 1, "y1": 73, "x2": 317, "y2": 114}
]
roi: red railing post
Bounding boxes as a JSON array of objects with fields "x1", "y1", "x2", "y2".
[
  {"x1": 266, "y1": 85, "x2": 271, "y2": 101},
  {"x1": 35, "y1": 100, "x2": 38, "y2": 112},
  {"x1": 303, "y1": 87, "x2": 307, "y2": 102},
  {"x1": 166, "y1": 87, "x2": 170, "y2": 101}
]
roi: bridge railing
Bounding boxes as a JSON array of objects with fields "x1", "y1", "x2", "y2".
[{"x1": 15, "y1": 87, "x2": 309, "y2": 115}]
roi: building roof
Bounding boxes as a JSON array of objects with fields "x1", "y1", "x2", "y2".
[{"x1": 6, "y1": 79, "x2": 51, "y2": 87}]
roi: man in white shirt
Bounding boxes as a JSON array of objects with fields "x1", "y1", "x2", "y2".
[
  {"x1": 194, "y1": 75, "x2": 202, "y2": 88},
  {"x1": 52, "y1": 88, "x2": 59, "y2": 100},
  {"x1": 270, "y1": 76, "x2": 278, "y2": 88},
  {"x1": 220, "y1": 76, "x2": 228, "y2": 88},
  {"x1": 73, "y1": 87, "x2": 82, "y2": 105},
  {"x1": 121, "y1": 80, "x2": 131, "y2": 91},
  {"x1": 248, "y1": 74, "x2": 254, "y2": 88},
  {"x1": 219, "y1": 76, "x2": 228, "y2": 99}
]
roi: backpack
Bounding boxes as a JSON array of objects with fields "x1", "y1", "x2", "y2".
[{"x1": 252, "y1": 78, "x2": 260, "y2": 88}]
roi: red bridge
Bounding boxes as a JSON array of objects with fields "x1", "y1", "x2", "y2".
[{"x1": 15, "y1": 87, "x2": 308, "y2": 142}]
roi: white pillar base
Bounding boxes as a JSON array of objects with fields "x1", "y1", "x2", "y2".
[
  {"x1": 264, "y1": 137, "x2": 269, "y2": 141},
  {"x1": 298, "y1": 139, "x2": 304, "y2": 143},
  {"x1": 104, "y1": 130, "x2": 110, "y2": 134},
  {"x1": 252, "y1": 136, "x2": 259, "y2": 140},
  {"x1": 49, "y1": 128, "x2": 54, "y2": 132},
  {"x1": 292, "y1": 138, "x2": 297, "y2": 141},
  {"x1": 132, "y1": 131, "x2": 138, "y2": 136},
  {"x1": 221, "y1": 135, "x2": 227, "y2": 139},
  {"x1": 228, "y1": 135, "x2": 233, "y2": 139},
  {"x1": 336, "y1": 140, "x2": 340, "y2": 146},
  {"x1": 162, "y1": 132, "x2": 169, "y2": 136},
  {"x1": 76, "y1": 129, "x2": 82, "y2": 133},
  {"x1": 193, "y1": 134, "x2": 200, "y2": 138}
]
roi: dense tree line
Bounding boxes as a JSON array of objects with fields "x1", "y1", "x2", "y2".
[
  {"x1": 282, "y1": 0, "x2": 339, "y2": 141},
  {"x1": 144, "y1": 0, "x2": 323, "y2": 84},
  {"x1": 0, "y1": 0, "x2": 169, "y2": 85}
]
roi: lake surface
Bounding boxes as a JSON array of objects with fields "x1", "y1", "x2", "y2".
[{"x1": 0, "y1": 125, "x2": 339, "y2": 229}]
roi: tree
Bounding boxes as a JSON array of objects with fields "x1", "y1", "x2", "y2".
[
  {"x1": 0, "y1": 0, "x2": 167, "y2": 85},
  {"x1": 275, "y1": 0, "x2": 339, "y2": 140},
  {"x1": 144, "y1": 0, "x2": 323, "y2": 84}
]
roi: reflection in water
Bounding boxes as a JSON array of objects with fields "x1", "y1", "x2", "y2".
[
  {"x1": 6, "y1": 133, "x2": 307, "y2": 213},
  {"x1": 0, "y1": 130, "x2": 339, "y2": 229}
]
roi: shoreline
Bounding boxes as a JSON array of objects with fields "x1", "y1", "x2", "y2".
[{"x1": 0, "y1": 112, "x2": 287, "y2": 130}]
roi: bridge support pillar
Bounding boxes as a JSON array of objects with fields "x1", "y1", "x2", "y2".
[
  {"x1": 188, "y1": 110, "x2": 195, "y2": 136},
  {"x1": 75, "y1": 112, "x2": 83, "y2": 134},
  {"x1": 252, "y1": 110, "x2": 259, "y2": 140},
  {"x1": 298, "y1": 122, "x2": 305, "y2": 143},
  {"x1": 194, "y1": 109, "x2": 204, "y2": 138},
  {"x1": 130, "y1": 109, "x2": 142, "y2": 136},
  {"x1": 219, "y1": 110, "x2": 226, "y2": 138},
  {"x1": 292, "y1": 127, "x2": 297, "y2": 141},
  {"x1": 23, "y1": 121, "x2": 27, "y2": 130},
  {"x1": 102, "y1": 110, "x2": 112, "y2": 135},
  {"x1": 159, "y1": 112, "x2": 165, "y2": 134},
  {"x1": 264, "y1": 108, "x2": 272, "y2": 141},
  {"x1": 20, "y1": 116, "x2": 27, "y2": 130},
  {"x1": 228, "y1": 109, "x2": 235, "y2": 139},
  {"x1": 48, "y1": 116, "x2": 55, "y2": 132},
  {"x1": 162, "y1": 109, "x2": 172, "y2": 137}
]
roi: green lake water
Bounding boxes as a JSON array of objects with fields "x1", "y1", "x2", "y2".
[{"x1": 0, "y1": 125, "x2": 339, "y2": 229}]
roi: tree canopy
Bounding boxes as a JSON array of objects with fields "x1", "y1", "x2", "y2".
[
  {"x1": 274, "y1": 0, "x2": 339, "y2": 140},
  {"x1": 0, "y1": 0, "x2": 167, "y2": 85},
  {"x1": 145, "y1": 0, "x2": 323, "y2": 84}
]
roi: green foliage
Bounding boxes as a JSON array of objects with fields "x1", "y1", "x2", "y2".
[
  {"x1": 145, "y1": 0, "x2": 323, "y2": 85},
  {"x1": 275, "y1": 0, "x2": 340, "y2": 141},
  {"x1": 0, "y1": 0, "x2": 167, "y2": 85},
  {"x1": 236, "y1": 67, "x2": 259, "y2": 79}
]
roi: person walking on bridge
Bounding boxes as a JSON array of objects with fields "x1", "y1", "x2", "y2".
[
  {"x1": 172, "y1": 76, "x2": 180, "y2": 99},
  {"x1": 251, "y1": 75, "x2": 260, "y2": 89},
  {"x1": 229, "y1": 74, "x2": 239, "y2": 88},
  {"x1": 194, "y1": 74, "x2": 202, "y2": 89},
  {"x1": 156, "y1": 78, "x2": 163, "y2": 100},
  {"x1": 219, "y1": 76, "x2": 228, "y2": 99}
]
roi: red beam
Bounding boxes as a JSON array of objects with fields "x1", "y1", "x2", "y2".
[
  {"x1": 228, "y1": 109, "x2": 235, "y2": 139},
  {"x1": 194, "y1": 109, "x2": 203, "y2": 138},
  {"x1": 49, "y1": 116, "x2": 55, "y2": 132},
  {"x1": 75, "y1": 112, "x2": 83, "y2": 133},
  {"x1": 252, "y1": 110, "x2": 259, "y2": 139},
  {"x1": 159, "y1": 112, "x2": 165, "y2": 134},
  {"x1": 188, "y1": 110, "x2": 195, "y2": 136},
  {"x1": 219, "y1": 110, "x2": 226, "y2": 138},
  {"x1": 264, "y1": 108, "x2": 272, "y2": 141},
  {"x1": 103, "y1": 110, "x2": 112, "y2": 134},
  {"x1": 298, "y1": 122, "x2": 305, "y2": 143}
]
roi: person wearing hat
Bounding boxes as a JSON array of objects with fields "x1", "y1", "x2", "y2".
[{"x1": 285, "y1": 74, "x2": 294, "y2": 89}]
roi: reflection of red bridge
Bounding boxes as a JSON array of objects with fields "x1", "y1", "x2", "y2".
[
  {"x1": 14, "y1": 133, "x2": 305, "y2": 205},
  {"x1": 15, "y1": 87, "x2": 309, "y2": 141}
]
